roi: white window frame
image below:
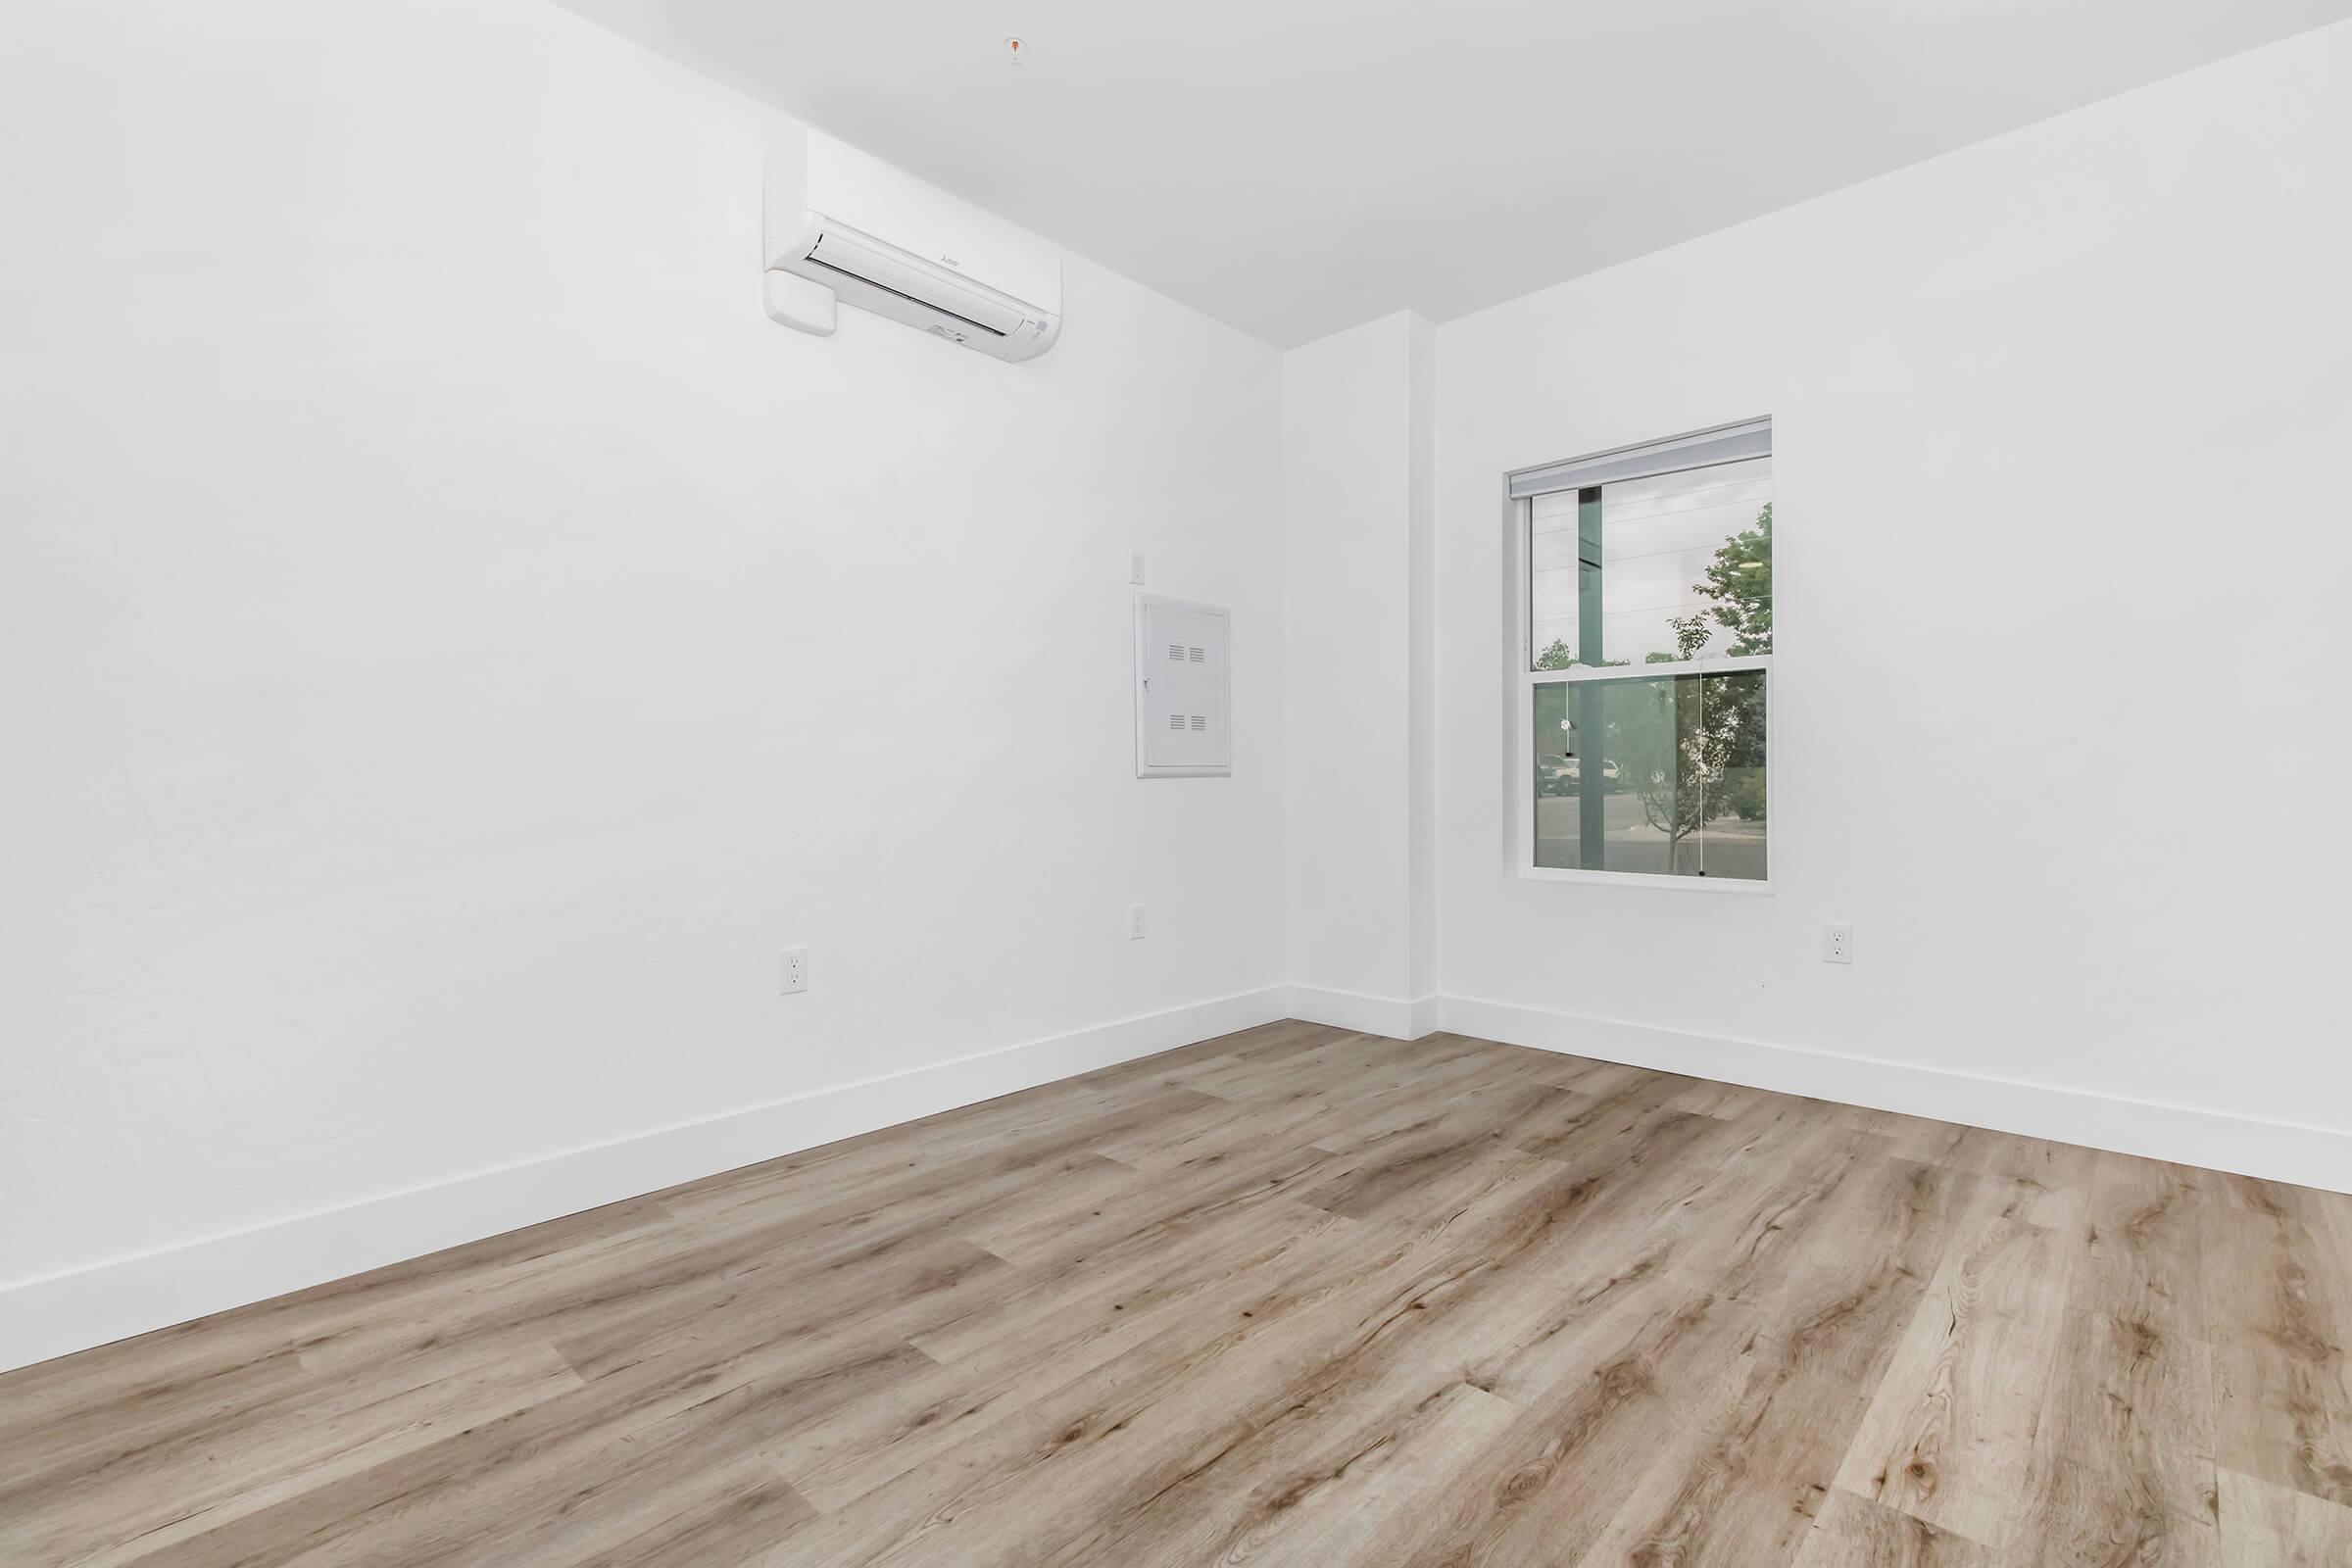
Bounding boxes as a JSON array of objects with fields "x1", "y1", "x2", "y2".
[{"x1": 1507, "y1": 423, "x2": 1775, "y2": 894}]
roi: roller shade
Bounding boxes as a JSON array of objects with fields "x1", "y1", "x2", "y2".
[{"x1": 1508, "y1": 417, "x2": 1771, "y2": 500}]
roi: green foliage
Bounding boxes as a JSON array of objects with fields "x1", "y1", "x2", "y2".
[
  {"x1": 1536, "y1": 637, "x2": 1630, "y2": 671},
  {"x1": 1668, "y1": 613, "x2": 1712, "y2": 661},
  {"x1": 1698, "y1": 503, "x2": 1770, "y2": 829},
  {"x1": 1621, "y1": 508, "x2": 1773, "y2": 865},
  {"x1": 1722, "y1": 770, "x2": 1768, "y2": 821},
  {"x1": 1695, "y1": 502, "x2": 1772, "y2": 656},
  {"x1": 1629, "y1": 679, "x2": 1707, "y2": 863}
]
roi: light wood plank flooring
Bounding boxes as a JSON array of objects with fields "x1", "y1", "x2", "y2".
[{"x1": 5, "y1": 1021, "x2": 2350, "y2": 1565}]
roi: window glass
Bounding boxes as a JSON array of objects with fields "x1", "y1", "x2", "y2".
[
  {"x1": 1531, "y1": 670, "x2": 1766, "y2": 880},
  {"x1": 1529, "y1": 455, "x2": 1772, "y2": 669},
  {"x1": 1528, "y1": 488, "x2": 1591, "y2": 670}
]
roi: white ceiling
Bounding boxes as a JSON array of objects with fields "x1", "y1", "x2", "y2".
[{"x1": 553, "y1": 0, "x2": 2352, "y2": 347}]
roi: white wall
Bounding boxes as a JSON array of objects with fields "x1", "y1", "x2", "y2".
[
  {"x1": 1435, "y1": 21, "x2": 2352, "y2": 1179},
  {"x1": 0, "y1": 0, "x2": 1286, "y2": 1364},
  {"x1": 1282, "y1": 314, "x2": 1437, "y2": 1034}
]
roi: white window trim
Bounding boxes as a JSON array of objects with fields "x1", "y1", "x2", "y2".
[{"x1": 1507, "y1": 485, "x2": 1776, "y2": 895}]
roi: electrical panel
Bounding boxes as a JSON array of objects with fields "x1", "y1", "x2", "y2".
[{"x1": 1134, "y1": 595, "x2": 1231, "y2": 778}]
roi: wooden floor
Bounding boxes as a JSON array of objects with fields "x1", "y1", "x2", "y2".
[{"x1": 6, "y1": 1023, "x2": 2351, "y2": 1566}]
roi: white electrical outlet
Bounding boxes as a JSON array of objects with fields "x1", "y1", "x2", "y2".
[
  {"x1": 1130, "y1": 551, "x2": 1148, "y2": 586},
  {"x1": 781, "y1": 947, "x2": 808, "y2": 993},
  {"x1": 1127, "y1": 904, "x2": 1147, "y2": 941},
  {"x1": 1823, "y1": 923, "x2": 1853, "y2": 964}
]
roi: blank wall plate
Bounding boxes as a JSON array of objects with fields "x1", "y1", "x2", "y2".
[{"x1": 1127, "y1": 903, "x2": 1146, "y2": 940}]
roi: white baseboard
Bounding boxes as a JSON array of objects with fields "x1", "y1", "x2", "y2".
[
  {"x1": 1441, "y1": 995, "x2": 2352, "y2": 1197},
  {"x1": 1285, "y1": 984, "x2": 1442, "y2": 1042},
  {"x1": 19, "y1": 984, "x2": 2337, "y2": 1375},
  {"x1": 0, "y1": 986, "x2": 1289, "y2": 1376}
]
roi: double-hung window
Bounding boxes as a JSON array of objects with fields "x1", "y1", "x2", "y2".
[{"x1": 1513, "y1": 418, "x2": 1773, "y2": 886}]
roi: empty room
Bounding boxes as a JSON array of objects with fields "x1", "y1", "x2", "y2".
[{"x1": 6, "y1": 1, "x2": 2352, "y2": 1562}]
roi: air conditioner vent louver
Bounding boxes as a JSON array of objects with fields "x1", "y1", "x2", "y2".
[{"x1": 803, "y1": 231, "x2": 1015, "y2": 338}]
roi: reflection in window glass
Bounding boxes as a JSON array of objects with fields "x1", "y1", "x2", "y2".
[
  {"x1": 1529, "y1": 455, "x2": 1772, "y2": 670},
  {"x1": 1532, "y1": 671, "x2": 1766, "y2": 880},
  {"x1": 1528, "y1": 488, "x2": 1592, "y2": 671}
]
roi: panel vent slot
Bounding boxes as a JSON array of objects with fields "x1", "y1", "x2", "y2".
[
  {"x1": 1169, "y1": 713, "x2": 1187, "y2": 731},
  {"x1": 1168, "y1": 644, "x2": 1185, "y2": 661},
  {"x1": 1189, "y1": 714, "x2": 1206, "y2": 731},
  {"x1": 1188, "y1": 647, "x2": 1206, "y2": 662}
]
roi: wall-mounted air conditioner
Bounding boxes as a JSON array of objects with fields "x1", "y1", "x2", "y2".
[{"x1": 762, "y1": 128, "x2": 1062, "y2": 361}]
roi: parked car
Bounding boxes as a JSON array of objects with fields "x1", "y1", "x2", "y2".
[
  {"x1": 1538, "y1": 755, "x2": 1622, "y2": 793},
  {"x1": 1567, "y1": 756, "x2": 1622, "y2": 786}
]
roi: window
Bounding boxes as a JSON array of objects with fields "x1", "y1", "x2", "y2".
[{"x1": 1514, "y1": 418, "x2": 1771, "y2": 885}]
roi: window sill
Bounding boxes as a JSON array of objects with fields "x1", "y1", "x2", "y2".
[{"x1": 1517, "y1": 865, "x2": 1774, "y2": 895}]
